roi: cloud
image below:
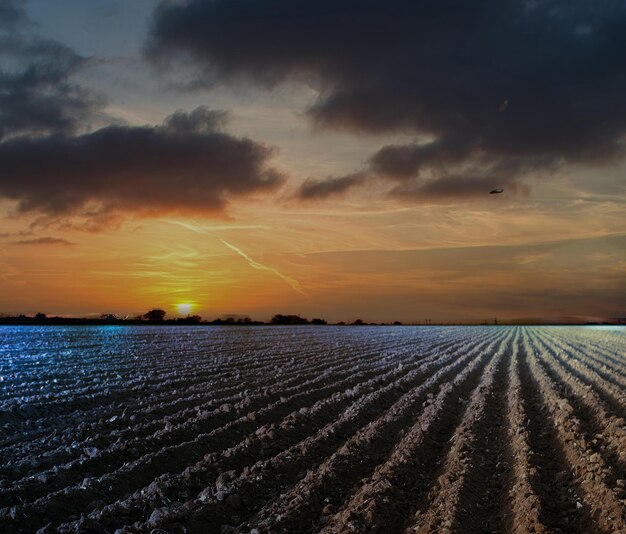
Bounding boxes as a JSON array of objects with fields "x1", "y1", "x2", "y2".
[
  {"x1": 162, "y1": 106, "x2": 228, "y2": 133},
  {"x1": 0, "y1": 0, "x2": 25, "y2": 30},
  {"x1": 0, "y1": 107, "x2": 285, "y2": 224},
  {"x1": 369, "y1": 140, "x2": 470, "y2": 181},
  {"x1": 0, "y1": 1, "x2": 105, "y2": 140},
  {"x1": 12, "y1": 236, "x2": 76, "y2": 246},
  {"x1": 147, "y1": 0, "x2": 626, "y2": 198},
  {"x1": 297, "y1": 172, "x2": 366, "y2": 201},
  {"x1": 389, "y1": 174, "x2": 531, "y2": 202}
]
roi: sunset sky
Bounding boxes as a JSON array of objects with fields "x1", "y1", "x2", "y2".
[{"x1": 0, "y1": 0, "x2": 624, "y2": 322}]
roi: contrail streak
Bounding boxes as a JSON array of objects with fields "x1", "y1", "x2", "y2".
[
  {"x1": 163, "y1": 219, "x2": 267, "y2": 233},
  {"x1": 221, "y1": 240, "x2": 307, "y2": 296}
]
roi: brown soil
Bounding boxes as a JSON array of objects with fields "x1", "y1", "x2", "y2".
[{"x1": 0, "y1": 325, "x2": 624, "y2": 533}]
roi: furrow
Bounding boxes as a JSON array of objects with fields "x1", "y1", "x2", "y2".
[
  {"x1": 503, "y1": 333, "x2": 546, "y2": 534},
  {"x1": 1, "y1": 361, "x2": 406, "y2": 529},
  {"x1": 539, "y1": 330, "x2": 626, "y2": 389},
  {"x1": 0, "y1": 343, "x2": 394, "y2": 490},
  {"x1": 516, "y1": 332, "x2": 594, "y2": 533},
  {"x1": 2, "y1": 325, "x2": 623, "y2": 534},
  {"x1": 527, "y1": 330, "x2": 626, "y2": 488},
  {"x1": 314, "y1": 330, "x2": 512, "y2": 534},
  {"x1": 404, "y1": 331, "x2": 513, "y2": 533},
  {"x1": 132, "y1": 330, "x2": 506, "y2": 534},
  {"x1": 57, "y1": 345, "x2": 446, "y2": 533},
  {"x1": 523, "y1": 331, "x2": 626, "y2": 533},
  {"x1": 546, "y1": 329, "x2": 626, "y2": 367}
]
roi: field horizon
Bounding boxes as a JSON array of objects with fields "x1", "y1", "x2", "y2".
[{"x1": 1, "y1": 313, "x2": 623, "y2": 327}]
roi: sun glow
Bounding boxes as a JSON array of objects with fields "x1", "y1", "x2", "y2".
[{"x1": 176, "y1": 303, "x2": 193, "y2": 315}]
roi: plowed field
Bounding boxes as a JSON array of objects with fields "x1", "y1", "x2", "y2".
[{"x1": 1, "y1": 325, "x2": 625, "y2": 533}]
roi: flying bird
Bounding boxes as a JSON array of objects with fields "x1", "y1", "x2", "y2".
[
  {"x1": 489, "y1": 188, "x2": 504, "y2": 194},
  {"x1": 498, "y1": 99, "x2": 509, "y2": 112}
]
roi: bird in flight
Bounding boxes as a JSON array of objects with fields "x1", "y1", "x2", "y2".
[{"x1": 489, "y1": 188, "x2": 504, "y2": 194}]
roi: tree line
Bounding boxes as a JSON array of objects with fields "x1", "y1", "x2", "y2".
[{"x1": 0, "y1": 310, "x2": 397, "y2": 326}]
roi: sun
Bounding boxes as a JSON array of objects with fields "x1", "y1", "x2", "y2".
[{"x1": 176, "y1": 303, "x2": 193, "y2": 315}]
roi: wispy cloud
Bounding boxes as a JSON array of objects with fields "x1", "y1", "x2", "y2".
[
  {"x1": 12, "y1": 236, "x2": 76, "y2": 246},
  {"x1": 221, "y1": 239, "x2": 306, "y2": 296},
  {"x1": 296, "y1": 172, "x2": 366, "y2": 201},
  {"x1": 0, "y1": 260, "x2": 25, "y2": 286}
]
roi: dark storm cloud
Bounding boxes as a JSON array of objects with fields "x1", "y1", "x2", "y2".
[
  {"x1": 0, "y1": 107, "x2": 284, "y2": 221},
  {"x1": 12, "y1": 236, "x2": 75, "y2": 246},
  {"x1": 0, "y1": 0, "x2": 25, "y2": 29},
  {"x1": 370, "y1": 145, "x2": 552, "y2": 200},
  {"x1": 389, "y1": 174, "x2": 530, "y2": 202},
  {"x1": 369, "y1": 139, "x2": 471, "y2": 181},
  {"x1": 0, "y1": 0, "x2": 104, "y2": 140},
  {"x1": 162, "y1": 106, "x2": 228, "y2": 133},
  {"x1": 297, "y1": 172, "x2": 366, "y2": 201},
  {"x1": 147, "y1": 0, "x2": 626, "y2": 196}
]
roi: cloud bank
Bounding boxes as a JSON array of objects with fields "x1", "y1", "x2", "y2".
[
  {"x1": 0, "y1": 1, "x2": 285, "y2": 227},
  {"x1": 0, "y1": 0, "x2": 105, "y2": 141},
  {"x1": 0, "y1": 107, "x2": 284, "y2": 223},
  {"x1": 148, "y1": 0, "x2": 626, "y2": 201}
]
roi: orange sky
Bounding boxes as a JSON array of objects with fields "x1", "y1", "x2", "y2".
[{"x1": 2, "y1": 187, "x2": 624, "y2": 322}]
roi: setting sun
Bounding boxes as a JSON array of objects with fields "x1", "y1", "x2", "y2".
[{"x1": 176, "y1": 303, "x2": 193, "y2": 316}]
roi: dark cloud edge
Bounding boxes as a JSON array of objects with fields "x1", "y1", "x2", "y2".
[
  {"x1": 0, "y1": 106, "x2": 287, "y2": 228},
  {"x1": 145, "y1": 0, "x2": 626, "y2": 203}
]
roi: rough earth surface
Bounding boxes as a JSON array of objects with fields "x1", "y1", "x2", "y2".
[{"x1": 0, "y1": 325, "x2": 625, "y2": 533}]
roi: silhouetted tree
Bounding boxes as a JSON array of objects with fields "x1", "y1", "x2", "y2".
[
  {"x1": 393, "y1": 321, "x2": 402, "y2": 325},
  {"x1": 352, "y1": 319, "x2": 364, "y2": 325},
  {"x1": 271, "y1": 314, "x2": 309, "y2": 325},
  {"x1": 35, "y1": 312, "x2": 47, "y2": 320},
  {"x1": 177, "y1": 314, "x2": 202, "y2": 324},
  {"x1": 310, "y1": 318, "x2": 327, "y2": 325},
  {"x1": 144, "y1": 309, "x2": 166, "y2": 322}
]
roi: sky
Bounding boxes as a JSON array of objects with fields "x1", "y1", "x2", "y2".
[{"x1": 0, "y1": 0, "x2": 624, "y2": 323}]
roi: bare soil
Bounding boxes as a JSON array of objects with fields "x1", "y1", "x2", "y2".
[{"x1": 0, "y1": 325, "x2": 624, "y2": 533}]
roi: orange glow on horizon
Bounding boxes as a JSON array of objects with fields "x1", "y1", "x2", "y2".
[{"x1": 1, "y1": 193, "x2": 624, "y2": 323}]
